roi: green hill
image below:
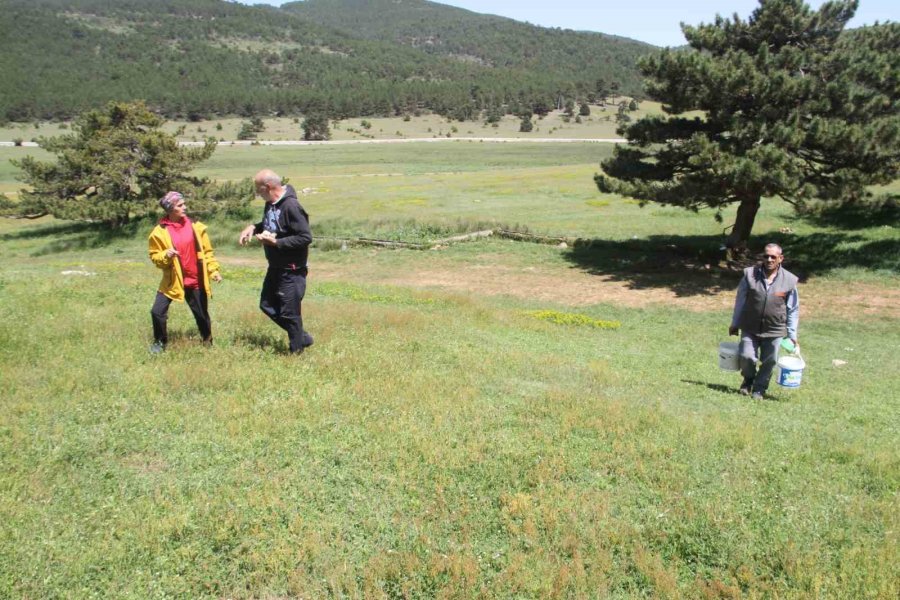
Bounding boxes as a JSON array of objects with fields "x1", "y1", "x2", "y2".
[
  {"x1": 0, "y1": 0, "x2": 655, "y2": 122},
  {"x1": 281, "y1": 0, "x2": 652, "y2": 91}
]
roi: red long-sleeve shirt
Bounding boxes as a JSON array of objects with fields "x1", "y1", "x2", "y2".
[{"x1": 161, "y1": 216, "x2": 199, "y2": 289}]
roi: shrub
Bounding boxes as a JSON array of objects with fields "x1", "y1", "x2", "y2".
[{"x1": 189, "y1": 178, "x2": 255, "y2": 219}]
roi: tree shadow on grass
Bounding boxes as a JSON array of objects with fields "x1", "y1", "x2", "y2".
[
  {"x1": 563, "y1": 231, "x2": 899, "y2": 297},
  {"x1": 564, "y1": 234, "x2": 743, "y2": 297},
  {"x1": 1, "y1": 220, "x2": 96, "y2": 240},
  {"x1": 234, "y1": 331, "x2": 290, "y2": 355},
  {"x1": 1, "y1": 218, "x2": 153, "y2": 256},
  {"x1": 680, "y1": 379, "x2": 788, "y2": 403},
  {"x1": 785, "y1": 233, "x2": 900, "y2": 274},
  {"x1": 790, "y1": 194, "x2": 899, "y2": 231},
  {"x1": 681, "y1": 380, "x2": 737, "y2": 395}
]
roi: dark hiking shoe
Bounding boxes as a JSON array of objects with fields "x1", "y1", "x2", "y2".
[
  {"x1": 149, "y1": 341, "x2": 165, "y2": 354},
  {"x1": 738, "y1": 386, "x2": 751, "y2": 396},
  {"x1": 751, "y1": 392, "x2": 764, "y2": 400}
]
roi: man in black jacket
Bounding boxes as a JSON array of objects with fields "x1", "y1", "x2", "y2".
[{"x1": 239, "y1": 169, "x2": 314, "y2": 354}]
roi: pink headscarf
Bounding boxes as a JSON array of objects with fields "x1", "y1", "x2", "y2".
[{"x1": 159, "y1": 191, "x2": 183, "y2": 212}]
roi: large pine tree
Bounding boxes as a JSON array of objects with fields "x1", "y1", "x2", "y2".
[
  {"x1": 12, "y1": 102, "x2": 216, "y2": 227},
  {"x1": 596, "y1": 0, "x2": 899, "y2": 254}
]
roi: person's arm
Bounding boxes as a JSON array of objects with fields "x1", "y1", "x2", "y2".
[
  {"x1": 199, "y1": 226, "x2": 222, "y2": 282},
  {"x1": 786, "y1": 287, "x2": 799, "y2": 343},
  {"x1": 148, "y1": 229, "x2": 175, "y2": 268},
  {"x1": 729, "y1": 276, "x2": 748, "y2": 335},
  {"x1": 238, "y1": 219, "x2": 263, "y2": 245},
  {"x1": 275, "y1": 200, "x2": 312, "y2": 250}
]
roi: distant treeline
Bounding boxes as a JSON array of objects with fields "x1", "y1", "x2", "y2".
[{"x1": 0, "y1": 0, "x2": 654, "y2": 122}]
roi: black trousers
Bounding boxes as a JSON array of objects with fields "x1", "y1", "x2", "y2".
[
  {"x1": 151, "y1": 289, "x2": 212, "y2": 345},
  {"x1": 259, "y1": 266, "x2": 312, "y2": 353}
]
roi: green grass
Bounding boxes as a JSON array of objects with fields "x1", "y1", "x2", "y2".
[{"x1": 0, "y1": 143, "x2": 898, "y2": 598}]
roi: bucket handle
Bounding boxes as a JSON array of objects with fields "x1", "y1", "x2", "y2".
[
  {"x1": 781, "y1": 342, "x2": 802, "y2": 361},
  {"x1": 781, "y1": 350, "x2": 804, "y2": 365}
]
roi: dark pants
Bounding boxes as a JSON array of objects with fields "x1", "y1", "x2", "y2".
[
  {"x1": 260, "y1": 267, "x2": 312, "y2": 353},
  {"x1": 151, "y1": 289, "x2": 212, "y2": 345},
  {"x1": 739, "y1": 334, "x2": 781, "y2": 394}
]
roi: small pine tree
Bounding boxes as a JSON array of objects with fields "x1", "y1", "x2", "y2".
[
  {"x1": 595, "y1": 78, "x2": 608, "y2": 104},
  {"x1": 236, "y1": 121, "x2": 257, "y2": 140},
  {"x1": 615, "y1": 101, "x2": 632, "y2": 125},
  {"x1": 302, "y1": 113, "x2": 331, "y2": 141},
  {"x1": 532, "y1": 99, "x2": 551, "y2": 117},
  {"x1": 484, "y1": 106, "x2": 502, "y2": 125},
  {"x1": 0, "y1": 193, "x2": 14, "y2": 214},
  {"x1": 519, "y1": 115, "x2": 533, "y2": 133},
  {"x1": 10, "y1": 101, "x2": 216, "y2": 227}
]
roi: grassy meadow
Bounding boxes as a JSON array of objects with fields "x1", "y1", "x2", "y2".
[
  {"x1": 0, "y1": 100, "x2": 656, "y2": 146},
  {"x1": 0, "y1": 141, "x2": 898, "y2": 598}
]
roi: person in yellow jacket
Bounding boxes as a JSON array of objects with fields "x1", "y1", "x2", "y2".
[{"x1": 148, "y1": 191, "x2": 222, "y2": 353}]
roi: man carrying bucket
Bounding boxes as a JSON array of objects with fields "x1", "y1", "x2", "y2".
[{"x1": 729, "y1": 243, "x2": 800, "y2": 399}]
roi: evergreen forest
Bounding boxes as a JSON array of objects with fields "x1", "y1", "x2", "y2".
[{"x1": 0, "y1": 0, "x2": 656, "y2": 122}]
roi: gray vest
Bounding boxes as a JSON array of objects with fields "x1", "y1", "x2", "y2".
[{"x1": 738, "y1": 266, "x2": 798, "y2": 337}]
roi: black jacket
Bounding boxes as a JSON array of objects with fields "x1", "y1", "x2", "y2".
[{"x1": 253, "y1": 185, "x2": 312, "y2": 271}]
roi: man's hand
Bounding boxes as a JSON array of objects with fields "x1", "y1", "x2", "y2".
[
  {"x1": 238, "y1": 225, "x2": 255, "y2": 246},
  {"x1": 728, "y1": 325, "x2": 739, "y2": 336},
  {"x1": 165, "y1": 248, "x2": 179, "y2": 258},
  {"x1": 256, "y1": 231, "x2": 278, "y2": 247},
  {"x1": 211, "y1": 272, "x2": 222, "y2": 283}
]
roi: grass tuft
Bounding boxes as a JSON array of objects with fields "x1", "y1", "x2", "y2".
[{"x1": 523, "y1": 309, "x2": 621, "y2": 329}]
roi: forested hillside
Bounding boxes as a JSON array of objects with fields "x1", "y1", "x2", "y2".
[
  {"x1": 281, "y1": 0, "x2": 651, "y2": 95},
  {"x1": 0, "y1": 0, "x2": 654, "y2": 122}
]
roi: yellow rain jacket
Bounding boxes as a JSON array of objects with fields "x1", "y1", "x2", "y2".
[{"x1": 148, "y1": 220, "x2": 220, "y2": 301}]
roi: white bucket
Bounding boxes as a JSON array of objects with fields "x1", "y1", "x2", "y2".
[
  {"x1": 776, "y1": 354, "x2": 805, "y2": 388},
  {"x1": 718, "y1": 342, "x2": 740, "y2": 371}
]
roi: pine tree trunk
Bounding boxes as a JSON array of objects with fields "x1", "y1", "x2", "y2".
[{"x1": 726, "y1": 194, "x2": 761, "y2": 260}]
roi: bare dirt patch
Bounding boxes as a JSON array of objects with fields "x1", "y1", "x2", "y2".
[
  {"x1": 222, "y1": 256, "x2": 899, "y2": 321},
  {"x1": 360, "y1": 265, "x2": 898, "y2": 321},
  {"x1": 386, "y1": 265, "x2": 716, "y2": 309}
]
